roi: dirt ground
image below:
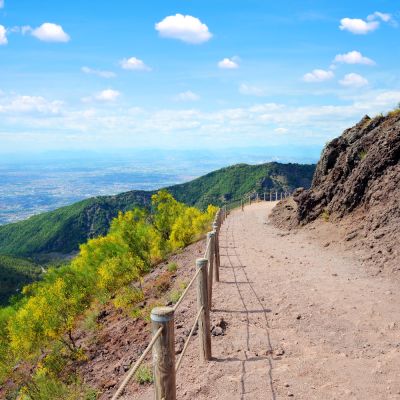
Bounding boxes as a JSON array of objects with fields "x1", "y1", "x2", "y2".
[{"x1": 127, "y1": 202, "x2": 400, "y2": 399}]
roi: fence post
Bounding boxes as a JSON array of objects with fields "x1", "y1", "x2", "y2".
[
  {"x1": 269, "y1": 191, "x2": 272, "y2": 202},
  {"x1": 206, "y1": 231, "x2": 215, "y2": 308},
  {"x1": 212, "y1": 222, "x2": 220, "y2": 282},
  {"x1": 196, "y1": 258, "x2": 212, "y2": 361},
  {"x1": 151, "y1": 306, "x2": 176, "y2": 400},
  {"x1": 241, "y1": 199, "x2": 244, "y2": 211}
]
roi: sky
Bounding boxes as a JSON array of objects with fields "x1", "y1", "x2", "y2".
[{"x1": 0, "y1": 0, "x2": 399, "y2": 156}]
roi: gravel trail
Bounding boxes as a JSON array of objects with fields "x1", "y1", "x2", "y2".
[{"x1": 142, "y1": 202, "x2": 400, "y2": 399}]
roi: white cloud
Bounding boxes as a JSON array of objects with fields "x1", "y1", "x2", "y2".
[
  {"x1": 218, "y1": 57, "x2": 239, "y2": 69},
  {"x1": 31, "y1": 23, "x2": 70, "y2": 42},
  {"x1": 274, "y1": 127, "x2": 288, "y2": 134},
  {"x1": 339, "y1": 18, "x2": 379, "y2": 34},
  {"x1": 339, "y1": 73, "x2": 369, "y2": 88},
  {"x1": 81, "y1": 66, "x2": 116, "y2": 78},
  {"x1": 174, "y1": 91, "x2": 200, "y2": 102},
  {"x1": 120, "y1": 57, "x2": 151, "y2": 71},
  {"x1": 303, "y1": 69, "x2": 334, "y2": 83},
  {"x1": 239, "y1": 84, "x2": 266, "y2": 96},
  {"x1": 334, "y1": 50, "x2": 375, "y2": 66},
  {"x1": 94, "y1": 89, "x2": 121, "y2": 102},
  {"x1": 155, "y1": 14, "x2": 212, "y2": 44},
  {"x1": 340, "y1": 11, "x2": 396, "y2": 34},
  {"x1": 368, "y1": 11, "x2": 392, "y2": 23},
  {"x1": 0, "y1": 25, "x2": 7, "y2": 45},
  {"x1": 0, "y1": 95, "x2": 63, "y2": 114},
  {"x1": 0, "y1": 0, "x2": 4, "y2": 9}
]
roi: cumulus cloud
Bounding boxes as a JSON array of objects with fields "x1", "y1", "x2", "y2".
[
  {"x1": 339, "y1": 73, "x2": 369, "y2": 88},
  {"x1": 174, "y1": 91, "x2": 200, "y2": 102},
  {"x1": 30, "y1": 23, "x2": 70, "y2": 42},
  {"x1": 218, "y1": 57, "x2": 239, "y2": 69},
  {"x1": 155, "y1": 14, "x2": 212, "y2": 44},
  {"x1": 81, "y1": 66, "x2": 116, "y2": 78},
  {"x1": 339, "y1": 18, "x2": 379, "y2": 34},
  {"x1": 303, "y1": 69, "x2": 334, "y2": 83},
  {"x1": 0, "y1": 25, "x2": 7, "y2": 45},
  {"x1": 334, "y1": 51, "x2": 375, "y2": 66},
  {"x1": 340, "y1": 12, "x2": 395, "y2": 34},
  {"x1": 239, "y1": 84, "x2": 266, "y2": 96},
  {"x1": 120, "y1": 57, "x2": 151, "y2": 71},
  {"x1": 94, "y1": 89, "x2": 121, "y2": 102}
]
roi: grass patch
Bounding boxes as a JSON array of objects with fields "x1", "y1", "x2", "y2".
[
  {"x1": 321, "y1": 209, "x2": 330, "y2": 222},
  {"x1": 134, "y1": 365, "x2": 153, "y2": 385},
  {"x1": 358, "y1": 150, "x2": 367, "y2": 160},
  {"x1": 167, "y1": 262, "x2": 178, "y2": 273}
]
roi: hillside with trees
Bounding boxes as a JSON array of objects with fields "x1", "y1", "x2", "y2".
[{"x1": 0, "y1": 162, "x2": 315, "y2": 259}]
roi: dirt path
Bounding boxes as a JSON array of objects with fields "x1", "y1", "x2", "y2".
[{"x1": 141, "y1": 202, "x2": 400, "y2": 399}]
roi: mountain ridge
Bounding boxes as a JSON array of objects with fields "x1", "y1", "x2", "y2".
[{"x1": 0, "y1": 161, "x2": 315, "y2": 259}]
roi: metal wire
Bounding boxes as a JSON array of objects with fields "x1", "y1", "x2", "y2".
[
  {"x1": 111, "y1": 326, "x2": 163, "y2": 400},
  {"x1": 175, "y1": 306, "x2": 204, "y2": 372}
]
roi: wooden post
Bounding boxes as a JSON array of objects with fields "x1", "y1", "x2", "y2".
[
  {"x1": 264, "y1": 192, "x2": 266, "y2": 201},
  {"x1": 213, "y1": 222, "x2": 220, "y2": 282},
  {"x1": 275, "y1": 191, "x2": 278, "y2": 201},
  {"x1": 241, "y1": 199, "x2": 243, "y2": 211},
  {"x1": 151, "y1": 306, "x2": 176, "y2": 400},
  {"x1": 196, "y1": 258, "x2": 212, "y2": 361},
  {"x1": 269, "y1": 191, "x2": 272, "y2": 202},
  {"x1": 207, "y1": 231, "x2": 215, "y2": 307}
]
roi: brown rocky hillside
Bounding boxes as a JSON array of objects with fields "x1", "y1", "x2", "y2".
[{"x1": 271, "y1": 110, "x2": 400, "y2": 272}]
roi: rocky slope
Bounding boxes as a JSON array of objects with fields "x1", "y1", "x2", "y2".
[{"x1": 271, "y1": 110, "x2": 400, "y2": 271}]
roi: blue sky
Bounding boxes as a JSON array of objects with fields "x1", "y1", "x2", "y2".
[{"x1": 0, "y1": 0, "x2": 399, "y2": 155}]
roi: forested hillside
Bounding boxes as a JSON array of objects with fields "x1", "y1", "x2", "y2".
[
  {"x1": 0, "y1": 256, "x2": 41, "y2": 305},
  {"x1": 0, "y1": 162, "x2": 315, "y2": 258}
]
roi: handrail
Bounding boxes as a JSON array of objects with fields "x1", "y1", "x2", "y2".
[
  {"x1": 172, "y1": 267, "x2": 201, "y2": 311},
  {"x1": 111, "y1": 207, "x2": 223, "y2": 399},
  {"x1": 175, "y1": 305, "x2": 204, "y2": 372},
  {"x1": 111, "y1": 326, "x2": 163, "y2": 400}
]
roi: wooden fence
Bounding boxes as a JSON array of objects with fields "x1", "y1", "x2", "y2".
[
  {"x1": 111, "y1": 190, "x2": 291, "y2": 399},
  {"x1": 112, "y1": 208, "x2": 226, "y2": 400}
]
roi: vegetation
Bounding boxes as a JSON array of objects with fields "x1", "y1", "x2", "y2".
[
  {"x1": 0, "y1": 162, "x2": 315, "y2": 259},
  {"x1": 0, "y1": 191, "x2": 216, "y2": 398},
  {"x1": 134, "y1": 365, "x2": 153, "y2": 385},
  {"x1": 0, "y1": 255, "x2": 42, "y2": 306}
]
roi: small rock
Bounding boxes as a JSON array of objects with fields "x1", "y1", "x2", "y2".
[
  {"x1": 296, "y1": 314, "x2": 302, "y2": 320},
  {"x1": 276, "y1": 347, "x2": 285, "y2": 356},
  {"x1": 211, "y1": 326, "x2": 224, "y2": 336}
]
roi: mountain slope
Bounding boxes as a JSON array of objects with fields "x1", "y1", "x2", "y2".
[
  {"x1": 0, "y1": 255, "x2": 41, "y2": 305},
  {"x1": 0, "y1": 162, "x2": 315, "y2": 258},
  {"x1": 272, "y1": 110, "x2": 400, "y2": 271}
]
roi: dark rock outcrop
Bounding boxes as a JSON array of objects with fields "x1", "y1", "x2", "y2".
[{"x1": 295, "y1": 112, "x2": 400, "y2": 225}]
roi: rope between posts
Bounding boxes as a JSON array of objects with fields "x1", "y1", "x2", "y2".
[
  {"x1": 111, "y1": 326, "x2": 163, "y2": 400},
  {"x1": 175, "y1": 306, "x2": 204, "y2": 372},
  {"x1": 172, "y1": 267, "x2": 202, "y2": 311}
]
